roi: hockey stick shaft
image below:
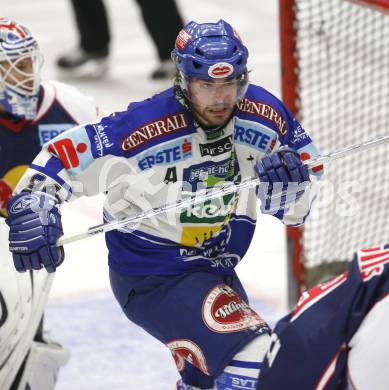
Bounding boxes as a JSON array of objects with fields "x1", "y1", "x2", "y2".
[{"x1": 56, "y1": 133, "x2": 389, "y2": 247}]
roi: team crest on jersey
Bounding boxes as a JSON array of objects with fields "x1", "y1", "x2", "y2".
[
  {"x1": 137, "y1": 137, "x2": 192, "y2": 170},
  {"x1": 202, "y1": 284, "x2": 267, "y2": 333},
  {"x1": 121, "y1": 113, "x2": 188, "y2": 151},
  {"x1": 208, "y1": 62, "x2": 234, "y2": 78},
  {"x1": 38, "y1": 124, "x2": 75, "y2": 146},
  {"x1": 166, "y1": 339, "x2": 210, "y2": 375},
  {"x1": 234, "y1": 118, "x2": 278, "y2": 153}
]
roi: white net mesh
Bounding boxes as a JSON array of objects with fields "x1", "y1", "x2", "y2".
[{"x1": 291, "y1": 0, "x2": 389, "y2": 278}]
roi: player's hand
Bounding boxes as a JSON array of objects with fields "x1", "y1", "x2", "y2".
[
  {"x1": 255, "y1": 147, "x2": 310, "y2": 215},
  {"x1": 6, "y1": 190, "x2": 64, "y2": 273}
]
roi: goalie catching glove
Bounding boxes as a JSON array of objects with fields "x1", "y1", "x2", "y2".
[
  {"x1": 6, "y1": 190, "x2": 64, "y2": 273},
  {"x1": 255, "y1": 147, "x2": 310, "y2": 217}
]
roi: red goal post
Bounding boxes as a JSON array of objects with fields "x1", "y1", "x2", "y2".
[{"x1": 279, "y1": 0, "x2": 389, "y2": 304}]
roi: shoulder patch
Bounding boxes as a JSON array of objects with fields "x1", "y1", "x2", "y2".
[{"x1": 236, "y1": 97, "x2": 287, "y2": 135}]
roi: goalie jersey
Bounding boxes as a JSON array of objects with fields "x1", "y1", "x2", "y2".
[
  {"x1": 257, "y1": 245, "x2": 389, "y2": 389},
  {"x1": 0, "y1": 80, "x2": 98, "y2": 218},
  {"x1": 16, "y1": 85, "x2": 322, "y2": 276},
  {"x1": 0, "y1": 80, "x2": 98, "y2": 390}
]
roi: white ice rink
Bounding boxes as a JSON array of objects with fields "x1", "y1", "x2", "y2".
[{"x1": 4, "y1": 1, "x2": 288, "y2": 388}]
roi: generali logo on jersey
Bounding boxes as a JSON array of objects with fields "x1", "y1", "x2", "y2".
[
  {"x1": 202, "y1": 284, "x2": 266, "y2": 333},
  {"x1": 121, "y1": 113, "x2": 188, "y2": 151}
]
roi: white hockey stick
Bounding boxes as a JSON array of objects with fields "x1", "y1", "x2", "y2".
[{"x1": 56, "y1": 133, "x2": 389, "y2": 247}]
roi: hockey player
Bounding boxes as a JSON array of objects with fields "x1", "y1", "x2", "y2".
[
  {"x1": 257, "y1": 245, "x2": 389, "y2": 389},
  {"x1": 6, "y1": 20, "x2": 323, "y2": 389},
  {"x1": 0, "y1": 18, "x2": 100, "y2": 389}
]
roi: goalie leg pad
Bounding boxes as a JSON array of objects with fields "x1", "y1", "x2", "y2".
[{"x1": 14, "y1": 339, "x2": 70, "y2": 390}]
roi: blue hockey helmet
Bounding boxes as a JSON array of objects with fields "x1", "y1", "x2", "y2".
[
  {"x1": 172, "y1": 20, "x2": 248, "y2": 81},
  {"x1": 0, "y1": 18, "x2": 43, "y2": 119},
  {"x1": 172, "y1": 20, "x2": 249, "y2": 110}
]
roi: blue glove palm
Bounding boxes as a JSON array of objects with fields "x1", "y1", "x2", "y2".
[
  {"x1": 255, "y1": 147, "x2": 310, "y2": 216},
  {"x1": 6, "y1": 191, "x2": 64, "y2": 273}
]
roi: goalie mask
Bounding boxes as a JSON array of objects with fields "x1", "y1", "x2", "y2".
[
  {"x1": 171, "y1": 20, "x2": 249, "y2": 110},
  {"x1": 0, "y1": 18, "x2": 43, "y2": 120}
]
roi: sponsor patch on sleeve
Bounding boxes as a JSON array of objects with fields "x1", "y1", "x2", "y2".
[{"x1": 47, "y1": 127, "x2": 94, "y2": 175}]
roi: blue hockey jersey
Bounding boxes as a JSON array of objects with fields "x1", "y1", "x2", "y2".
[
  {"x1": 257, "y1": 245, "x2": 389, "y2": 389},
  {"x1": 16, "y1": 84, "x2": 322, "y2": 276}
]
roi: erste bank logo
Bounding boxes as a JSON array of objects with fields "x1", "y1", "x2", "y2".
[
  {"x1": 137, "y1": 137, "x2": 192, "y2": 170},
  {"x1": 38, "y1": 124, "x2": 75, "y2": 146},
  {"x1": 234, "y1": 117, "x2": 277, "y2": 153}
]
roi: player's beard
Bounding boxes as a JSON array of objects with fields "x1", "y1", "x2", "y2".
[{"x1": 190, "y1": 101, "x2": 235, "y2": 127}]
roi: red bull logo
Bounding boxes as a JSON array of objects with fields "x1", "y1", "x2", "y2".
[
  {"x1": 0, "y1": 165, "x2": 29, "y2": 217},
  {"x1": 0, "y1": 180, "x2": 12, "y2": 216}
]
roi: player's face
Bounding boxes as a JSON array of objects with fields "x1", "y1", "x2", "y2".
[
  {"x1": 0, "y1": 57, "x2": 34, "y2": 90},
  {"x1": 188, "y1": 78, "x2": 238, "y2": 126}
]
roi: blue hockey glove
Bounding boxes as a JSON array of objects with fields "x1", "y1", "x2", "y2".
[
  {"x1": 6, "y1": 191, "x2": 64, "y2": 273},
  {"x1": 255, "y1": 147, "x2": 310, "y2": 216}
]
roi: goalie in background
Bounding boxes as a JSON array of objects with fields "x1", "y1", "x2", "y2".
[
  {"x1": 6, "y1": 19, "x2": 323, "y2": 389},
  {"x1": 257, "y1": 245, "x2": 389, "y2": 389},
  {"x1": 0, "y1": 18, "x2": 100, "y2": 389}
]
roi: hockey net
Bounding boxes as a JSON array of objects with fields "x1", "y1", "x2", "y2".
[{"x1": 279, "y1": 0, "x2": 389, "y2": 300}]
